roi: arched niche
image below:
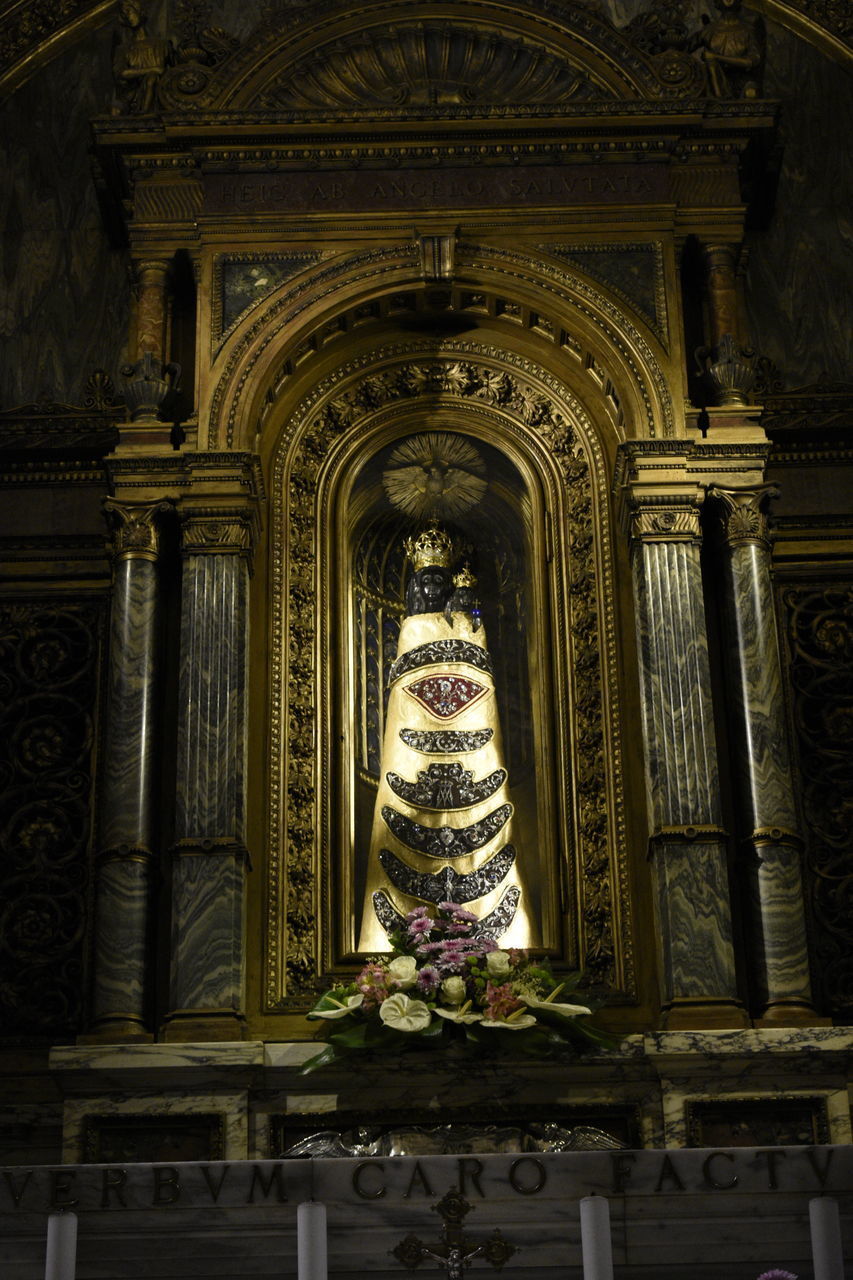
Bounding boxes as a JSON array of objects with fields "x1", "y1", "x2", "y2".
[{"x1": 264, "y1": 337, "x2": 636, "y2": 1013}]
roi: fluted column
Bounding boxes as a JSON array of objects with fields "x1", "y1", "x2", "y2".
[
  {"x1": 162, "y1": 507, "x2": 256, "y2": 1041},
  {"x1": 87, "y1": 500, "x2": 168, "y2": 1041},
  {"x1": 618, "y1": 445, "x2": 748, "y2": 1029},
  {"x1": 709, "y1": 483, "x2": 820, "y2": 1024}
]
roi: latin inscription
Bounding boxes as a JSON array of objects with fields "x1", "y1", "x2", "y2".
[
  {"x1": 205, "y1": 165, "x2": 669, "y2": 214},
  {"x1": 0, "y1": 1148, "x2": 847, "y2": 1214}
]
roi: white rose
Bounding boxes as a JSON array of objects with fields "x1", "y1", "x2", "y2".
[
  {"x1": 387, "y1": 955, "x2": 418, "y2": 990},
  {"x1": 485, "y1": 950, "x2": 512, "y2": 979},
  {"x1": 378, "y1": 992, "x2": 432, "y2": 1032},
  {"x1": 440, "y1": 976, "x2": 466, "y2": 1006}
]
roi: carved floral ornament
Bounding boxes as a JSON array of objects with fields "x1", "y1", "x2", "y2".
[{"x1": 266, "y1": 341, "x2": 633, "y2": 1008}]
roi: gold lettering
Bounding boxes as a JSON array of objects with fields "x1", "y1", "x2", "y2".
[
  {"x1": 403, "y1": 1162, "x2": 434, "y2": 1199},
  {"x1": 2, "y1": 1171, "x2": 32, "y2": 1208},
  {"x1": 654, "y1": 1155, "x2": 685, "y2": 1193},
  {"x1": 610, "y1": 1152, "x2": 636, "y2": 1193},
  {"x1": 508, "y1": 1157, "x2": 546, "y2": 1195},
  {"x1": 756, "y1": 1149, "x2": 786, "y2": 1190},
  {"x1": 101, "y1": 1168, "x2": 127, "y2": 1208},
  {"x1": 702, "y1": 1152, "x2": 738, "y2": 1190},
  {"x1": 152, "y1": 1167, "x2": 181, "y2": 1206},
  {"x1": 457, "y1": 1157, "x2": 484, "y2": 1198},
  {"x1": 372, "y1": 185, "x2": 387, "y2": 200},
  {"x1": 49, "y1": 1170, "x2": 79, "y2": 1209},
  {"x1": 247, "y1": 1164, "x2": 287, "y2": 1203},
  {"x1": 201, "y1": 1164, "x2": 230, "y2": 1202},
  {"x1": 353, "y1": 1161, "x2": 386, "y2": 1199},
  {"x1": 806, "y1": 1147, "x2": 833, "y2": 1190}
]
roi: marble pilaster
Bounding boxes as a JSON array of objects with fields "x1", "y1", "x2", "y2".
[
  {"x1": 87, "y1": 501, "x2": 168, "y2": 1042},
  {"x1": 618, "y1": 445, "x2": 747, "y2": 1029},
  {"x1": 164, "y1": 509, "x2": 255, "y2": 1042},
  {"x1": 709, "y1": 484, "x2": 819, "y2": 1025}
]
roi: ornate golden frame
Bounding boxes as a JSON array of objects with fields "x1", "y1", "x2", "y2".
[{"x1": 266, "y1": 337, "x2": 634, "y2": 1010}]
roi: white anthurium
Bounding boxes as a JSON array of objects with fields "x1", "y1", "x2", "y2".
[
  {"x1": 478, "y1": 1013, "x2": 538, "y2": 1031},
  {"x1": 379, "y1": 992, "x2": 432, "y2": 1032},
  {"x1": 440, "y1": 976, "x2": 467, "y2": 1005},
  {"x1": 485, "y1": 949, "x2": 512, "y2": 979},
  {"x1": 434, "y1": 1003, "x2": 482, "y2": 1025},
  {"x1": 520, "y1": 995, "x2": 592, "y2": 1018},
  {"x1": 387, "y1": 955, "x2": 419, "y2": 990},
  {"x1": 307, "y1": 994, "x2": 364, "y2": 1020}
]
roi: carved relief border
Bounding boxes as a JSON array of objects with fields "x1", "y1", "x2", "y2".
[
  {"x1": 267, "y1": 339, "x2": 632, "y2": 1009},
  {"x1": 212, "y1": 244, "x2": 671, "y2": 449}
]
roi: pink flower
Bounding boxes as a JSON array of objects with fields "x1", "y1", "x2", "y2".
[
  {"x1": 483, "y1": 981, "x2": 524, "y2": 1021},
  {"x1": 356, "y1": 961, "x2": 389, "y2": 1011},
  {"x1": 416, "y1": 965, "x2": 440, "y2": 996}
]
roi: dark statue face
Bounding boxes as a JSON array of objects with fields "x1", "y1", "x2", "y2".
[{"x1": 406, "y1": 564, "x2": 453, "y2": 615}]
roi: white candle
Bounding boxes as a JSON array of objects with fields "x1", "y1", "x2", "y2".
[
  {"x1": 580, "y1": 1195, "x2": 614, "y2": 1280},
  {"x1": 298, "y1": 1200, "x2": 328, "y2": 1280},
  {"x1": 45, "y1": 1211, "x2": 77, "y2": 1280},
  {"x1": 810, "y1": 1196, "x2": 844, "y2": 1280}
]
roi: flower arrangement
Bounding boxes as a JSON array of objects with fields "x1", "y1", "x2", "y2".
[{"x1": 301, "y1": 902, "x2": 611, "y2": 1073}]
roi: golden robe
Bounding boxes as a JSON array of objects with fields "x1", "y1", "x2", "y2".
[{"x1": 358, "y1": 609, "x2": 539, "y2": 952}]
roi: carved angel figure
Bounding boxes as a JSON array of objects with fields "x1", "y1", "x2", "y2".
[
  {"x1": 693, "y1": 0, "x2": 764, "y2": 98},
  {"x1": 114, "y1": 1, "x2": 171, "y2": 115}
]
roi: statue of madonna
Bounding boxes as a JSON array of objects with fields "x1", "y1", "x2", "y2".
[{"x1": 358, "y1": 523, "x2": 539, "y2": 951}]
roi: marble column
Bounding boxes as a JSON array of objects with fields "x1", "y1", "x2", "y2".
[
  {"x1": 88, "y1": 500, "x2": 168, "y2": 1041},
  {"x1": 122, "y1": 258, "x2": 178, "y2": 423},
  {"x1": 709, "y1": 483, "x2": 820, "y2": 1024},
  {"x1": 627, "y1": 494, "x2": 747, "y2": 1028},
  {"x1": 163, "y1": 509, "x2": 255, "y2": 1041}
]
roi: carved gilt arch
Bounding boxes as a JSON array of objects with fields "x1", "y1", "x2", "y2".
[
  {"x1": 265, "y1": 337, "x2": 635, "y2": 1010},
  {"x1": 208, "y1": 243, "x2": 675, "y2": 452}
]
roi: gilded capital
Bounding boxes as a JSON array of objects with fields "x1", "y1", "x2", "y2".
[
  {"x1": 104, "y1": 498, "x2": 171, "y2": 561},
  {"x1": 180, "y1": 509, "x2": 257, "y2": 558},
  {"x1": 709, "y1": 483, "x2": 779, "y2": 550},
  {"x1": 629, "y1": 502, "x2": 702, "y2": 543}
]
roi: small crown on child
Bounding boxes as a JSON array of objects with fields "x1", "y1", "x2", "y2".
[{"x1": 453, "y1": 563, "x2": 477, "y2": 590}]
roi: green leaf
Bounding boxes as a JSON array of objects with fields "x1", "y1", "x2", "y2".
[{"x1": 298, "y1": 1043, "x2": 342, "y2": 1074}]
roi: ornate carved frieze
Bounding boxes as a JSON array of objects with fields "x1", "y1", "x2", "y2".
[
  {"x1": 269, "y1": 341, "x2": 630, "y2": 1005},
  {"x1": 0, "y1": 600, "x2": 103, "y2": 1039}
]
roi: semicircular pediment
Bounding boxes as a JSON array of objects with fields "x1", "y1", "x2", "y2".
[{"x1": 157, "y1": 0, "x2": 670, "y2": 112}]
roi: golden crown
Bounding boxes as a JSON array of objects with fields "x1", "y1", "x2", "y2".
[
  {"x1": 405, "y1": 525, "x2": 454, "y2": 571},
  {"x1": 453, "y1": 563, "x2": 477, "y2": 590}
]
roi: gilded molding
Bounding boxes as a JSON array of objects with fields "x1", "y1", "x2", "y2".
[
  {"x1": 708, "y1": 482, "x2": 780, "y2": 550},
  {"x1": 103, "y1": 498, "x2": 171, "y2": 561},
  {"x1": 267, "y1": 339, "x2": 633, "y2": 1008},
  {"x1": 179, "y1": 510, "x2": 257, "y2": 557},
  {"x1": 629, "y1": 504, "x2": 703, "y2": 542}
]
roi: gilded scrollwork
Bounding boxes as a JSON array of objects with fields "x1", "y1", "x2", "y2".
[
  {"x1": 268, "y1": 344, "x2": 630, "y2": 1006},
  {"x1": 782, "y1": 583, "x2": 853, "y2": 1019},
  {"x1": 0, "y1": 601, "x2": 103, "y2": 1038}
]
